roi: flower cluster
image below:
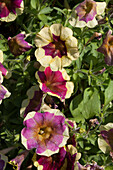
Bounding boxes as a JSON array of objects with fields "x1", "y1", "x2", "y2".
[{"x1": 1, "y1": 0, "x2": 112, "y2": 169}]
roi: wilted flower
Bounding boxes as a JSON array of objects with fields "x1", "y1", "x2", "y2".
[
  {"x1": 21, "y1": 109, "x2": 69, "y2": 157},
  {"x1": 9, "y1": 150, "x2": 29, "y2": 170},
  {"x1": 98, "y1": 123, "x2": 113, "y2": 154},
  {"x1": 0, "y1": 153, "x2": 8, "y2": 170},
  {"x1": 0, "y1": 0, "x2": 24, "y2": 22},
  {"x1": 35, "y1": 66, "x2": 74, "y2": 101},
  {"x1": 69, "y1": 0, "x2": 106, "y2": 28},
  {"x1": 8, "y1": 32, "x2": 32, "y2": 56},
  {"x1": 20, "y1": 85, "x2": 43, "y2": 118},
  {"x1": 35, "y1": 24, "x2": 79, "y2": 71},
  {"x1": 0, "y1": 72, "x2": 11, "y2": 104},
  {"x1": 97, "y1": 30, "x2": 113, "y2": 66}
]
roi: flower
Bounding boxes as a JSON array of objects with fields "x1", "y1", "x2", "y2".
[
  {"x1": 35, "y1": 24, "x2": 79, "y2": 71},
  {"x1": 9, "y1": 150, "x2": 29, "y2": 170},
  {"x1": 97, "y1": 30, "x2": 113, "y2": 66},
  {"x1": 32, "y1": 145, "x2": 80, "y2": 170},
  {"x1": 69, "y1": 0, "x2": 106, "y2": 28},
  {"x1": 21, "y1": 109, "x2": 69, "y2": 157},
  {"x1": 35, "y1": 66, "x2": 74, "y2": 100},
  {"x1": 98, "y1": 123, "x2": 113, "y2": 154},
  {"x1": 20, "y1": 85, "x2": 44, "y2": 118},
  {"x1": 0, "y1": 153, "x2": 8, "y2": 170},
  {"x1": 0, "y1": 0, "x2": 24, "y2": 22},
  {"x1": 8, "y1": 32, "x2": 32, "y2": 56},
  {"x1": 0, "y1": 72, "x2": 11, "y2": 104}
]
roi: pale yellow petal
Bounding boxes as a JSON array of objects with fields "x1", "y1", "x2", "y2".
[
  {"x1": 65, "y1": 82, "x2": 74, "y2": 99},
  {"x1": 0, "y1": 50, "x2": 3, "y2": 63},
  {"x1": 50, "y1": 23, "x2": 62, "y2": 36},
  {"x1": 96, "y1": 2, "x2": 106, "y2": 15},
  {"x1": 98, "y1": 136, "x2": 111, "y2": 153},
  {"x1": 60, "y1": 68, "x2": 70, "y2": 81},
  {"x1": 35, "y1": 34, "x2": 50, "y2": 47},
  {"x1": 60, "y1": 26, "x2": 73, "y2": 41}
]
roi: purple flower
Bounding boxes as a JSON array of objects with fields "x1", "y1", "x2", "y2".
[
  {"x1": 0, "y1": 153, "x2": 8, "y2": 170},
  {"x1": 21, "y1": 109, "x2": 69, "y2": 156},
  {"x1": 32, "y1": 145, "x2": 81, "y2": 170},
  {"x1": 97, "y1": 30, "x2": 113, "y2": 66},
  {"x1": 69, "y1": 0, "x2": 106, "y2": 28},
  {"x1": 20, "y1": 85, "x2": 43, "y2": 118},
  {"x1": 35, "y1": 67, "x2": 74, "y2": 100},
  {"x1": 35, "y1": 24, "x2": 79, "y2": 70},
  {"x1": 0, "y1": 0, "x2": 24, "y2": 22},
  {"x1": 8, "y1": 32, "x2": 32, "y2": 56},
  {"x1": 32, "y1": 147, "x2": 66, "y2": 170},
  {"x1": 0, "y1": 72, "x2": 11, "y2": 104},
  {"x1": 9, "y1": 150, "x2": 29, "y2": 170}
]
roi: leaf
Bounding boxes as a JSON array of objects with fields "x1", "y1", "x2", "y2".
[
  {"x1": 104, "y1": 80, "x2": 113, "y2": 106},
  {"x1": 82, "y1": 88, "x2": 101, "y2": 119},
  {"x1": 30, "y1": 0, "x2": 37, "y2": 9},
  {"x1": 70, "y1": 94, "x2": 85, "y2": 123},
  {"x1": 39, "y1": 7, "x2": 53, "y2": 14}
]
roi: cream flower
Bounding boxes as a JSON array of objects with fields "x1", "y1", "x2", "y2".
[{"x1": 35, "y1": 24, "x2": 79, "y2": 71}]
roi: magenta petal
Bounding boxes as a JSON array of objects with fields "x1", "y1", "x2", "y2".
[
  {"x1": 33, "y1": 112, "x2": 44, "y2": 126},
  {"x1": 27, "y1": 138, "x2": 38, "y2": 150},
  {"x1": 23, "y1": 118, "x2": 38, "y2": 128},
  {"x1": 0, "y1": 63, "x2": 7, "y2": 76},
  {"x1": 0, "y1": 3, "x2": 10, "y2": 18},
  {"x1": 42, "y1": 34, "x2": 67, "y2": 58},
  {"x1": 47, "y1": 134, "x2": 63, "y2": 150},
  {"x1": 35, "y1": 141, "x2": 47, "y2": 154},
  {"x1": 21, "y1": 128, "x2": 34, "y2": 139}
]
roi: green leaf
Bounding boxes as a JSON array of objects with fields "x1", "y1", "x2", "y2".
[
  {"x1": 30, "y1": 0, "x2": 37, "y2": 9},
  {"x1": 104, "y1": 80, "x2": 113, "y2": 106},
  {"x1": 70, "y1": 94, "x2": 85, "y2": 123},
  {"x1": 82, "y1": 88, "x2": 101, "y2": 119},
  {"x1": 39, "y1": 7, "x2": 53, "y2": 14},
  {"x1": 105, "y1": 166, "x2": 113, "y2": 170}
]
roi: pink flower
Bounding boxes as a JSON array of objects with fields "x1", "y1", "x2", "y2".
[
  {"x1": 21, "y1": 109, "x2": 69, "y2": 156},
  {"x1": 35, "y1": 67, "x2": 74, "y2": 100}
]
